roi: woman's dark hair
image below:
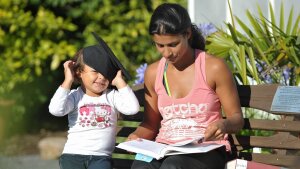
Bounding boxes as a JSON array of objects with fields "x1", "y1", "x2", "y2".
[{"x1": 149, "y1": 3, "x2": 205, "y2": 50}]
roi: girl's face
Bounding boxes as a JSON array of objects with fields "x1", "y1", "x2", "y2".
[
  {"x1": 152, "y1": 32, "x2": 191, "y2": 64},
  {"x1": 78, "y1": 64, "x2": 109, "y2": 97}
]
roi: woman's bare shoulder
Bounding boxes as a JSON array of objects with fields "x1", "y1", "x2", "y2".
[
  {"x1": 145, "y1": 61, "x2": 159, "y2": 76},
  {"x1": 205, "y1": 53, "x2": 228, "y2": 72},
  {"x1": 144, "y1": 61, "x2": 159, "y2": 84},
  {"x1": 205, "y1": 53, "x2": 233, "y2": 88}
]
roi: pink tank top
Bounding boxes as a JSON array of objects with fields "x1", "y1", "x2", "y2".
[{"x1": 155, "y1": 50, "x2": 230, "y2": 151}]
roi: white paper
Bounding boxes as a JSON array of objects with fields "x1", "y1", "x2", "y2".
[{"x1": 271, "y1": 86, "x2": 300, "y2": 113}]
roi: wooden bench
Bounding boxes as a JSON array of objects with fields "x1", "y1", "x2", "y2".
[{"x1": 113, "y1": 84, "x2": 300, "y2": 169}]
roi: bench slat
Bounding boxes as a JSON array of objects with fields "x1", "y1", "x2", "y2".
[
  {"x1": 231, "y1": 134, "x2": 300, "y2": 150},
  {"x1": 238, "y1": 84, "x2": 278, "y2": 111},
  {"x1": 244, "y1": 118, "x2": 300, "y2": 132},
  {"x1": 237, "y1": 152, "x2": 300, "y2": 168}
]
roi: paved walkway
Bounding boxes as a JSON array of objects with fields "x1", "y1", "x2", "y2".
[{"x1": 0, "y1": 155, "x2": 59, "y2": 169}]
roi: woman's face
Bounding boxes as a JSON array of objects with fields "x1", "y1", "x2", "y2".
[
  {"x1": 152, "y1": 32, "x2": 191, "y2": 64},
  {"x1": 78, "y1": 64, "x2": 109, "y2": 97}
]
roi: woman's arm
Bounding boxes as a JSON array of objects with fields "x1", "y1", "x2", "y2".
[
  {"x1": 204, "y1": 55, "x2": 244, "y2": 141},
  {"x1": 128, "y1": 62, "x2": 162, "y2": 141}
]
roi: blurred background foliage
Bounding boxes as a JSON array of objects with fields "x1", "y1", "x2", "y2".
[
  {"x1": 205, "y1": 1, "x2": 299, "y2": 143},
  {"x1": 0, "y1": 0, "x2": 186, "y2": 139},
  {"x1": 1, "y1": 0, "x2": 298, "y2": 145},
  {"x1": 206, "y1": 2, "x2": 300, "y2": 86}
]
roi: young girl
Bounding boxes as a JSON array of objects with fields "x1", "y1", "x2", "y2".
[
  {"x1": 49, "y1": 37, "x2": 140, "y2": 169},
  {"x1": 128, "y1": 3, "x2": 244, "y2": 169}
]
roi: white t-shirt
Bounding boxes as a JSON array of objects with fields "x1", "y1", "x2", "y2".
[{"x1": 48, "y1": 85, "x2": 139, "y2": 156}]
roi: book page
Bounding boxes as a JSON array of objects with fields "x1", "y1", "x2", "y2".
[
  {"x1": 116, "y1": 139, "x2": 168, "y2": 159},
  {"x1": 164, "y1": 142, "x2": 224, "y2": 155},
  {"x1": 117, "y1": 139, "x2": 224, "y2": 160}
]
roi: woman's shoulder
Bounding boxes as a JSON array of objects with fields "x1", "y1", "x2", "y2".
[
  {"x1": 204, "y1": 53, "x2": 233, "y2": 88},
  {"x1": 144, "y1": 60, "x2": 160, "y2": 86},
  {"x1": 145, "y1": 61, "x2": 160, "y2": 75},
  {"x1": 205, "y1": 53, "x2": 228, "y2": 72}
]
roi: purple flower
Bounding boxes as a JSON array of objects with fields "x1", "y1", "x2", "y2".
[
  {"x1": 256, "y1": 61, "x2": 274, "y2": 83},
  {"x1": 283, "y1": 67, "x2": 291, "y2": 82},
  {"x1": 256, "y1": 63, "x2": 263, "y2": 72},
  {"x1": 264, "y1": 74, "x2": 273, "y2": 84},
  {"x1": 198, "y1": 23, "x2": 217, "y2": 37},
  {"x1": 134, "y1": 63, "x2": 147, "y2": 85}
]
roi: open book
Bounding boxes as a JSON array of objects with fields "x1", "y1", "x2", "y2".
[{"x1": 116, "y1": 138, "x2": 224, "y2": 160}]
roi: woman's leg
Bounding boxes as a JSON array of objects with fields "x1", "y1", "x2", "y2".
[
  {"x1": 131, "y1": 159, "x2": 162, "y2": 169},
  {"x1": 160, "y1": 147, "x2": 228, "y2": 169},
  {"x1": 132, "y1": 147, "x2": 227, "y2": 169}
]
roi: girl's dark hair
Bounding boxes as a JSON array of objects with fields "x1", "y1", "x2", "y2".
[
  {"x1": 149, "y1": 3, "x2": 205, "y2": 50},
  {"x1": 72, "y1": 49, "x2": 85, "y2": 84}
]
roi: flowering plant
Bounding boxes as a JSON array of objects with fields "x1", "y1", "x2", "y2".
[
  {"x1": 205, "y1": 2, "x2": 300, "y2": 85},
  {"x1": 198, "y1": 23, "x2": 217, "y2": 38},
  {"x1": 134, "y1": 63, "x2": 147, "y2": 85}
]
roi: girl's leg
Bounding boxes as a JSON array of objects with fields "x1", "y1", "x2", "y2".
[
  {"x1": 59, "y1": 154, "x2": 86, "y2": 169},
  {"x1": 87, "y1": 156, "x2": 112, "y2": 169}
]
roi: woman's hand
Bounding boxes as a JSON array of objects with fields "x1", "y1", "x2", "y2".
[
  {"x1": 204, "y1": 119, "x2": 227, "y2": 141},
  {"x1": 127, "y1": 133, "x2": 142, "y2": 141}
]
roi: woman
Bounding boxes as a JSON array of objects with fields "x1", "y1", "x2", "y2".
[{"x1": 128, "y1": 3, "x2": 244, "y2": 169}]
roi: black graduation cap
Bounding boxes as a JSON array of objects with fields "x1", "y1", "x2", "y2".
[{"x1": 82, "y1": 32, "x2": 132, "y2": 82}]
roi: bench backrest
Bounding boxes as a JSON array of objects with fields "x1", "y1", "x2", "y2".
[{"x1": 113, "y1": 84, "x2": 300, "y2": 169}]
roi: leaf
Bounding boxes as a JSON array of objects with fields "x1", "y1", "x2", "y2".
[
  {"x1": 280, "y1": 2, "x2": 285, "y2": 31},
  {"x1": 245, "y1": 10, "x2": 268, "y2": 49},
  {"x1": 238, "y1": 45, "x2": 247, "y2": 84},
  {"x1": 286, "y1": 6, "x2": 294, "y2": 35},
  {"x1": 257, "y1": 4, "x2": 271, "y2": 40},
  {"x1": 289, "y1": 46, "x2": 300, "y2": 65},
  {"x1": 291, "y1": 15, "x2": 300, "y2": 35},
  {"x1": 269, "y1": 2, "x2": 278, "y2": 37},
  {"x1": 246, "y1": 46, "x2": 260, "y2": 83}
]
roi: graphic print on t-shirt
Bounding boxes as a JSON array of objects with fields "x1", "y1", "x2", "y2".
[
  {"x1": 79, "y1": 104, "x2": 112, "y2": 128},
  {"x1": 158, "y1": 103, "x2": 208, "y2": 140}
]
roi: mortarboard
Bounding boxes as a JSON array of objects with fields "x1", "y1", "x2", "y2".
[{"x1": 82, "y1": 32, "x2": 132, "y2": 82}]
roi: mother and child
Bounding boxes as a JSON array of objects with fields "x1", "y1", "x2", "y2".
[{"x1": 49, "y1": 2, "x2": 244, "y2": 169}]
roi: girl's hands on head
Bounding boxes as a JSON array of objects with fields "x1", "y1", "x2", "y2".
[
  {"x1": 61, "y1": 60, "x2": 76, "y2": 89},
  {"x1": 204, "y1": 119, "x2": 227, "y2": 141},
  {"x1": 111, "y1": 70, "x2": 127, "y2": 89}
]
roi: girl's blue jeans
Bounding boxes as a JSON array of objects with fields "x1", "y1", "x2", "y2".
[{"x1": 59, "y1": 154, "x2": 112, "y2": 169}]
